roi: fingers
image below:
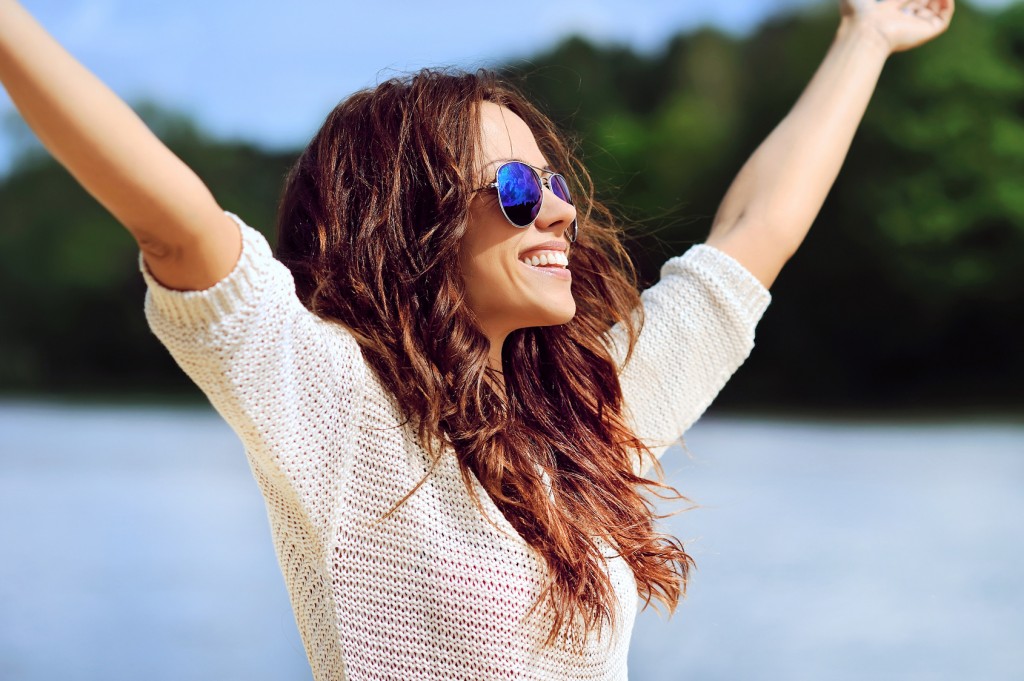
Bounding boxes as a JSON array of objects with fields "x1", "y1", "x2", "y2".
[
  {"x1": 923, "y1": 0, "x2": 949, "y2": 18},
  {"x1": 899, "y1": 0, "x2": 947, "y2": 26}
]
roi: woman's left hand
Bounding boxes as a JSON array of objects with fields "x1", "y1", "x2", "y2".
[{"x1": 840, "y1": 0, "x2": 954, "y2": 54}]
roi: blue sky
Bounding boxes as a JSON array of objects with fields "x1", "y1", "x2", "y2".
[{"x1": 0, "y1": 0, "x2": 1015, "y2": 172}]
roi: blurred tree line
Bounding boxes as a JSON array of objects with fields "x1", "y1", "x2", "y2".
[{"x1": 1, "y1": 0, "x2": 1021, "y2": 413}]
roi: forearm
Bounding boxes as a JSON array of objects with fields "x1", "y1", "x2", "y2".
[
  {"x1": 709, "y1": 16, "x2": 891, "y2": 252},
  {"x1": 0, "y1": 0, "x2": 214, "y2": 242}
]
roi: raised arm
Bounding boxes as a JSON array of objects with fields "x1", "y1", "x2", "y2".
[
  {"x1": 0, "y1": 0, "x2": 239, "y2": 291},
  {"x1": 705, "y1": 0, "x2": 954, "y2": 290}
]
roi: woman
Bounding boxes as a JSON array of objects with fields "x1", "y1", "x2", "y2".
[{"x1": 0, "y1": 0, "x2": 953, "y2": 679}]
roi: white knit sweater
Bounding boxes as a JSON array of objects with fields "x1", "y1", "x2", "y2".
[{"x1": 139, "y1": 210, "x2": 771, "y2": 681}]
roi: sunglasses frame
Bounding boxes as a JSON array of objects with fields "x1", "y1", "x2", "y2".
[{"x1": 477, "y1": 161, "x2": 578, "y2": 243}]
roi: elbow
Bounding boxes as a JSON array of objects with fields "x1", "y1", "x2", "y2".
[
  {"x1": 708, "y1": 217, "x2": 800, "y2": 260},
  {"x1": 136, "y1": 229, "x2": 178, "y2": 260},
  {"x1": 705, "y1": 218, "x2": 799, "y2": 290}
]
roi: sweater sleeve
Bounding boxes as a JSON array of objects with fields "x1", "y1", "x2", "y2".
[
  {"x1": 139, "y1": 210, "x2": 367, "y2": 515},
  {"x1": 604, "y1": 243, "x2": 772, "y2": 478}
]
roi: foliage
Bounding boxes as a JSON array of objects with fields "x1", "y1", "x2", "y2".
[
  {"x1": 502, "y1": 1, "x2": 1024, "y2": 411},
  {"x1": 1, "y1": 1, "x2": 1021, "y2": 411},
  {"x1": 0, "y1": 100, "x2": 296, "y2": 399}
]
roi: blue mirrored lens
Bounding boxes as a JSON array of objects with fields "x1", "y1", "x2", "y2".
[
  {"x1": 550, "y1": 174, "x2": 572, "y2": 205},
  {"x1": 496, "y1": 162, "x2": 542, "y2": 227}
]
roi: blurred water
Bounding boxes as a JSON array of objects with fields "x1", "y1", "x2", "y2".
[{"x1": 0, "y1": 402, "x2": 1022, "y2": 681}]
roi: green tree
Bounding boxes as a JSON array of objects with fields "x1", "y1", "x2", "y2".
[
  {"x1": 505, "y1": 0, "x2": 1024, "y2": 412},
  {"x1": 2, "y1": 1, "x2": 1021, "y2": 412},
  {"x1": 0, "y1": 100, "x2": 296, "y2": 399}
]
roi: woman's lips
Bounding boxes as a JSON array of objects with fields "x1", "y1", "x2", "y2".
[{"x1": 518, "y1": 259, "x2": 571, "y2": 280}]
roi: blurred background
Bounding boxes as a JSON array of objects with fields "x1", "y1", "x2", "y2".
[{"x1": 1, "y1": 0, "x2": 1022, "y2": 679}]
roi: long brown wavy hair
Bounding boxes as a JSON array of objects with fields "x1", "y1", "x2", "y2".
[{"x1": 275, "y1": 67, "x2": 694, "y2": 650}]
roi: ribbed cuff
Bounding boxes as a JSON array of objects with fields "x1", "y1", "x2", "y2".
[
  {"x1": 663, "y1": 243, "x2": 772, "y2": 323},
  {"x1": 138, "y1": 210, "x2": 273, "y2": 327}
]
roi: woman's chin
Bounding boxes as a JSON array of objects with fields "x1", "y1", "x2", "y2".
[{"x1": 533, "y1": 301, "x2": 576, "y2": 327}]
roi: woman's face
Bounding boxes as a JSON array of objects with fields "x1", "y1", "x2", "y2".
[{"x1": 460, "y1": 102, "x2": 578, "y2": 348}]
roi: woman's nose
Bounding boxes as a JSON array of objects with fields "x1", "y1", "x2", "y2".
[{"x1": 534, "y1": 185, "x2": 576, "y2": 239}]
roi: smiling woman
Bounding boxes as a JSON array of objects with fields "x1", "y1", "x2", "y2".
[
  {"x1": 270, "y1": 72, "x2": 711, "y2": 670},
  {"x1": 0, "y1": 0, "x2": 955, "y2": 679}
]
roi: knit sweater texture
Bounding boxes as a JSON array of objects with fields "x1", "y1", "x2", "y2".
[{"x1": 138, "y1": 210, "x2": 772, "y2": 681}]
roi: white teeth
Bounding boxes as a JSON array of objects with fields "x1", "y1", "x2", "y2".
[{"x1": 520, "y1": 251, "x2": 569, "y2": 268}]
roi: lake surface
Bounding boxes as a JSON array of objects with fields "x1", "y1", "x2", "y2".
[{"x1": 1, "y1": 401, "x2": 1022, "y2": 680}]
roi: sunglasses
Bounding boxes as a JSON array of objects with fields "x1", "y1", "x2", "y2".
[{"x1": 476, "y1": 161, "x2": 578, "y2": 243}]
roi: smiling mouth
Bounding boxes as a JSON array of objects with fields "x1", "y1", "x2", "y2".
[
  {"x1": 519, "y1": 251, "x2": 569, "y2": 268},
  {"x1": 519, "y1": 258, "x2": 571, "y2": 280}
]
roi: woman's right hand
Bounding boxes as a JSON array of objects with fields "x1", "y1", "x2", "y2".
[
  {"x1": 0, "y1": 0, "x2": 241, "y2": 291},
  {"x1": 839, "y1": 0, "x2": 954, "y2": 54}
]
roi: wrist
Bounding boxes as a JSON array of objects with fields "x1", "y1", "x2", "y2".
[{"x1": 837, "y1": 15, "x2": 894, "y2": 61}]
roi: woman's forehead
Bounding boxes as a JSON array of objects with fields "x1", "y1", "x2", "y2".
[{"x1": 478, "y1": 101, "x2": 548, "y2": 170}]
